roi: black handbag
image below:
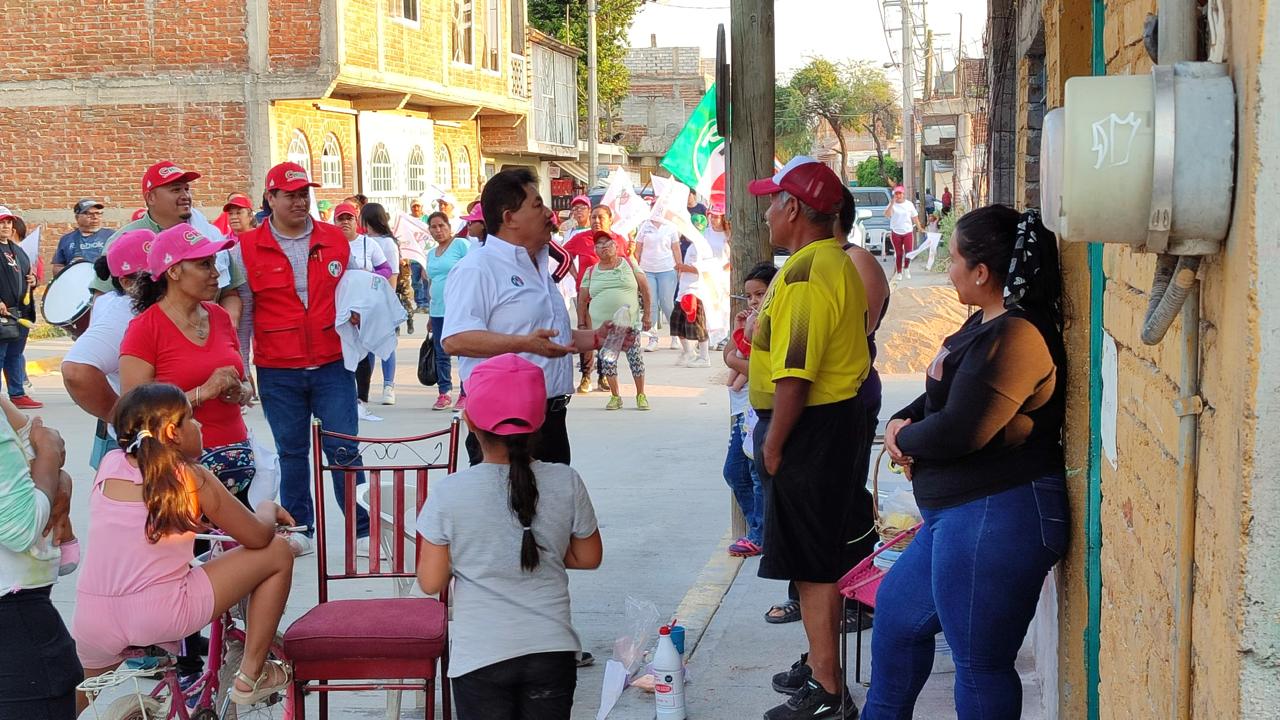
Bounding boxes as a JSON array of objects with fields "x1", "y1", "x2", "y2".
[
  {"x1": 417, "y1": 331, "x2": 438, "y2": 386},
  {"x1": 0, "y1": 315, "x2": 20, "y2": 342}
]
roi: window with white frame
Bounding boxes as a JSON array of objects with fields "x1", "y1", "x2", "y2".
[
  {"x1": 391, "y1": 0, "x2": 419, "y2": 22},
  {"x1": 484, "y1": 0, "x2": 500, "y2": 71},
  {"x1": 457, "y1": 148, "x2": 473, "y2": 189},
  {"x1": 370, "y1": 143, "x2": 395, "y2": 194},
  {"x1": 452, "y1": 0, "x2": 473, "y2": 64},
  {"x1": 408, "y1": 146, "x2": 427, "y2": 195},
  {"x1": 320, "y1": 135, "x2": 343, "y2": 188},
  {"x1": 287, "y1": 130, "x2": 312, "y2": 176},
  {"x1": 436, "y1": 146, "x2": 453, "y2": 188}
]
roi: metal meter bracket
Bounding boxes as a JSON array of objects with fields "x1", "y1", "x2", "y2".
[{"x1": 1145, "y1": 66, "x2": 1176, "y2": 254}]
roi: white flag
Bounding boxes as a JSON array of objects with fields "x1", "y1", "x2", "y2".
[
  {"x1": 600, "y1": 168, "x2": 650, "y2": 237},
  {"x1": 392, "y1": 212, "x2": 433, "y2": 268},
  {"x1": 19, "y1": 225, "x2": 40, "y2": 265}
]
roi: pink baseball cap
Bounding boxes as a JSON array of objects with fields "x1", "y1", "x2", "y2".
[
  {"x1": 570, "y1": 194, "x2": 591, "y2": 208},
  {"x1": 748, "y1": 155, "x2": 845, "y2": 214},
  {"x1": 463, "y1": 354, "x2": 547, "y2": 435},
  {"x1": 107, "y1": 229, "x2": 156, "y2": 277},
  {"x1": 893, "y1": 185, "x2": 906, "y2": 193},
  {"x1": 142, "y1": 161, "x2": 201, "y2": 195},
  {"x1": 709, "y1": 201, "x2": 726, "y2": 215},
  {"x1": 148, "y1": 223, "x2": 236, "y2": 276},
  {"x1": 265, "y1": 162, "x2": 320, "y2": 192},
  {"x1": 462, "y1": 206, "x2": 485, "y2": 223}
]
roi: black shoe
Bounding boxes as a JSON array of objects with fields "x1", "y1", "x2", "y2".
[
  {"x1": 772, "y1": 653, "x2": 812, "y2": 695},
  {"x1": 576, "y1": 651, "x2": 595, "y2": 668},
  {"x1": 763, "y1": 678, "x2": 857, "y2": 719}
]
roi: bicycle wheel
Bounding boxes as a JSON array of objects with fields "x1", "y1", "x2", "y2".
[
  {"x1": 217, "y1": 632, "x2": 289, "y2": 720},
  {"x1": 99, "y1": 694, "x2": 168, "y2": 720}
]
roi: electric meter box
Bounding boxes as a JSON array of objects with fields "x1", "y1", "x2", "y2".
[{"x1": 1040, "y1": 62, "x2": 1234, "y2": 255}]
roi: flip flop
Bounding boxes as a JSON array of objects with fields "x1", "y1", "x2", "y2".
[{"x1": 765, "y1": 599, "x2": 802, "y2": 624}]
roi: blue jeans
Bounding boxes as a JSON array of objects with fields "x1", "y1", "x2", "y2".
[
  {"x1": 863, "y1": 475, "x2": 1069, "y2": 720},
  {"x1": 256, "y1": 360, "x2": 369, "y2": 538},
  {"x1": 410, "y1": 261, "x2": 428, "y2": 308},
  {"x1": 644, "y1": 270, "x2": 677, "y2": 331},
  {"x1": 429, "y1": 316, "x2": 453, "y2": 395},
  {"x1": 366, "y1": 352, "x2": 396, "y2": 388},
  {"x1": 723, "y1": 413, "x2": 763, "y2": 546},
  {"x1": 2, "y1": 326, "x2": 30, "y2": 397}
]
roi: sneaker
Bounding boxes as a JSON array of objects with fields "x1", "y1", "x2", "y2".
[
  {"x1": 644, "y1": 335, "x2": 659, "y2": 353},
  {"x1": 594, "y1": 380, "x2": 609, "y2": 393},
  {"x1": 577, "y1": 376, "x2": 592, "y2": 394},
  {"x1": 433, "y1": 394, "x2": 453, "y2": 411},
  {"x1": 455, "y1": 395, "x2": 467, "y2": 412},
  {"x1": 357, "y1": 402, "x2": 383, "y2": 422},
  {"x1": 687, "y1": 355, "x2": 711, "y2": 368},
  {"x1": 286, "y1": 534, "x2": 314, "y2": 557},
  {"x1": 675, "y1": 352, "x2": 690, "y2": 367},
  {"x1": 728, "y1": 537, "x2": 762, "y2": 557},
  {"x1": 606, "y1": 395, "x2": 623, "y2": 411},
  {"x1": 893, "y1": 272, "x2": 902, "y2": 282},
  {"x1": 668, "y1": 337, "x2": 681, "y2": 350},
  {"x1": 381, "y1": 385, "x2": 396, "y2": 405},
  {"x1": 764, "y1": 678, "x2": 856, "y2": 719},
  {"x1": 772, "y1": 653, "x2": 812, "y2": 695},
  {"x1": 635, "y1": 394, "x2": 650, "y2": 411},
  {"x1": 576, "y1": 651, "x2": 595, "y2": 668},
  {"x1": 905, "y1": 268, "x2": 912, "y2": 279},
  {"x1": 10, "y1": 395, "x2": 42, "y2": 410},
  {"x1": 406, "y1": 316, "x2": 415, "y2": 334}
]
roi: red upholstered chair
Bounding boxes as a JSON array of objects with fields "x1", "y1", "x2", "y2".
[{"x1": 284, "y1": 419, "x2": 460, "y2": 719}]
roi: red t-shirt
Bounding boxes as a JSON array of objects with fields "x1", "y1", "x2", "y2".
[
  {"x1": 120, "y1": 302, "x2": 248, "y2": 448},
  {"x1": 563, "y1": 230, "x2": 630, "y2": 290}
]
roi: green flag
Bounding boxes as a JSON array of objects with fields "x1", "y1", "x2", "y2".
[{"x1": 660, "y1": 84, "x2": 724, "y2": 190}]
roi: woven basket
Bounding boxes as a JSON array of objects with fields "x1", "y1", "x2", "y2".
[{"x1": 871, "y1": 445, "x2": 918, "y2": 551}]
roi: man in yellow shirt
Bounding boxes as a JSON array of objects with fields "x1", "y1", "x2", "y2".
[{"x1": 747, "y1": 156, "x2": 870, "y2": 720}]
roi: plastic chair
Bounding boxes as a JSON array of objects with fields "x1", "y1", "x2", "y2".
[{"x1": 283, "y1": 418, "x2": 460, "y2": 719}]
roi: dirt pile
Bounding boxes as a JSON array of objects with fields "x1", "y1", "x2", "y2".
[{"x1": 876, "y1": 282, "x2": 972, "y2": 374}]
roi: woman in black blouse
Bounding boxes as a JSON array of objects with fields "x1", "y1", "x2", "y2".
[{"x1": 861, "y1": 205, "x2": 1068, "y2": 720}]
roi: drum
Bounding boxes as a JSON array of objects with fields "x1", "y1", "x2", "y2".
[{"x1": 41, "y1": 260, "x2": 97, "y2": 338}]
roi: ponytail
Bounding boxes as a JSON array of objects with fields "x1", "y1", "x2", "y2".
[
  {"x1": 114, "y1": 383, "x2": 203, "y2": 543},
  {"x1": 504, "y1": 433, "x2": 543, "y2": 572}
]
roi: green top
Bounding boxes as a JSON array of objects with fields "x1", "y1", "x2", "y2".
[
  {"x1": 585, "y1": 257, "x2": 641, "y2": 328},
  {"x1": 92, "y1": 213, "x2": 246, "y2": 293}
]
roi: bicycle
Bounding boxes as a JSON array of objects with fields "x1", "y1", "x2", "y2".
[{"x1": 77, "y1": 530, "x2": 297, "y2": 720}]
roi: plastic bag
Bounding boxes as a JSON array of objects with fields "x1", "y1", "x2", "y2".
[
  {"x1": 612, "y1": 596, "x2": 661, "y2": 677},
  {"x1": 881, "y1": 489, "x2": 922, "y2": 530},
  {"x1": 247, "y1": 429, "x2": 281, "y2": 508}
]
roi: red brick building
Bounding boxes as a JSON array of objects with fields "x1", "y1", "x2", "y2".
[{"x1": 0, "y1": 0, "x2": 578, "y2": 259}]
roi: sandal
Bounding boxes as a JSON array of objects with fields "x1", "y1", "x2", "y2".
[
  {"x1": 230, "y1": 659, "x2": 291, "y2": 705},
  {"x1": 764, "y1": 599, "x2": 802, "y2": 624}
]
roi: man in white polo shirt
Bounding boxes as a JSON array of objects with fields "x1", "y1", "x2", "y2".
[{"x1": 443, "y1": 168, "x2": 621, "y2": 467}]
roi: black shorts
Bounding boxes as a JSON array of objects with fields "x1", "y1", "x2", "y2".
[
  {"x1": 0, "y1": 587, "x2": 82, "y2": 720},
  {"x1": 753, "y1": 396, "x2": 877, "y2": 583}
]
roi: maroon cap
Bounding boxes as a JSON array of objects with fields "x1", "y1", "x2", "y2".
[
  {"x1": 747, "y1": 155, "x2": 844, "y2": 214},
  {"x1": 142, "y1": 161, "x2": 201, "y2": 195},
  {"x1": 264, "y1": 162, "x2": 320, "y2": 192},
  {"x1": 333, "y1": 202, "x2": 359, "y2": 219}
]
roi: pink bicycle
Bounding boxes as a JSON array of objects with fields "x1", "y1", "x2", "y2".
[{"x1": 77, "y1": 531, "x2": 292, "y2": 720}]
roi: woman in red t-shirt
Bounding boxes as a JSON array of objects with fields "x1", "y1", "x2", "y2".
[{"x1": 120, "y1": 223, "x2": 255, "y2": 503}]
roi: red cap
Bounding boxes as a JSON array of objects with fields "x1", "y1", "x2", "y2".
[
  {"x1": 148, "y1": 223, "x2": 236, "y2": 276},
  {"x1": 747, "y1": 155, "x2": 844, "y2": 214},
  {"x1": 264, "y1": 162, "x2": 320, "y2": 192},
  {"x1": 141, "y1": 161, "x2": 201, "y2": 195},
  {"x1": 222, "y1": 194, "x2": 253, "y2": 212},
  {"x1": 333, "y1": 202, "x2": 359, "y2": 219},
  {"x1": 463, "y1": 354, "x2": 547, "y2": 435},
  {"x1": 570, "y1": 194, "x2": 591, "y2": 209}
]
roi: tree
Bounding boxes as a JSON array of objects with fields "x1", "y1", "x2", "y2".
[
  {"x1": 855, "y1": 156, "x2": 902, "y2": 188},
  {"x1": 774, "y1": 59, "x2": 900, "y2": 182},
  {"x1": 528, "y1": 0, "x2": 646, "y2": 136}
]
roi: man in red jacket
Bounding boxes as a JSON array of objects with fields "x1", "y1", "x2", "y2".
[{"x1": 229, "y1": 162, "x2": 368, "y2": 557}]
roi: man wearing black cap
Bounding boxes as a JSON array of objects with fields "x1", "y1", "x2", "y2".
[{"x1": 52, "y1": 200, "x2": 113, "y2": 275}]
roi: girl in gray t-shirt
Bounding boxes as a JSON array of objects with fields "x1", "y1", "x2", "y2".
[{"x1": 416, "y1": 353, "x2": 601, "y2": 719}]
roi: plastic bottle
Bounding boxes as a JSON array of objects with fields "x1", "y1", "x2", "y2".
[
  {"x1": 598, "y1": 304, "x2": 632, "y2": 364},
  {"x1": 654, "y1": 625, "x2": 686, "y2": 719}
]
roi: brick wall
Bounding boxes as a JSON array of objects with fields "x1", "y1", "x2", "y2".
[
  {"x1": 434, "y1": 122, "x2": 483, "y2": 201},
  {"x1": 270, "y1": 102, "x2": 358, "y2": 205},
  {"x1": 0, "y1": 0, "x2": 249, "y2": 80},
  {"x1": 623, "y1": 46, "x2": 703, "y2": 76},
  {"x1": 269, "y1": 0, "x2": 324, "y2": 70}
]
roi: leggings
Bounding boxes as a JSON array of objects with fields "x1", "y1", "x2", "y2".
[
  {"x1": 355, "y1": 352, "x2": 396, "y2": 402},
  {"x1": 891, "y1": 232, "x2": 914, "y2": 273}
]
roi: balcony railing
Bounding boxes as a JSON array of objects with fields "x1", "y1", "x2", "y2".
[{"x1": 510, "y1": 54, "x2": 528, "y2": 98}]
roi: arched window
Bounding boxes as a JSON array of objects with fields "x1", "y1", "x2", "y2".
[
  {"x1": 456, "y1": 147, "x2": 473, "y2": 189},
  {"x1": 407, "y1": 146, "x2": 428, "y2": 195},
  {"x1": 435, "y1": 145, "x2": 453, "y2": 188},
  {"x1": 370, "y1": 143, "x2": 394, "y2": 194},
  {"x1": 287, "y1": 130, "x2": 312, "y2": 176},
  {"x1": 321, "y1": 134, "x2": 343, "y2": 188}
]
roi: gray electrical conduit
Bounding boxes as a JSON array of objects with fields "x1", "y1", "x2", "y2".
[{"x1": 1140, "y1": 254, "x2": 1201, "y2": 346}]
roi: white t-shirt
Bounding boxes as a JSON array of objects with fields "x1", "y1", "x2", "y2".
[
  {"x1": 417, "y1": 461, "x2": 598, "y2": 677},
  {"x1": 442, "y1": 235, "x2": 576, "y2": 398},
  {"x1": 63, "y1": 291, "x2": 135, "y2": 394},
  {"x1": 676, "y1": 241, "x2": 703, "y2": 298},
  {"x1": 889, "y1": 201, "x2": 919, "y2": 235},
  {"x1": 369, "y1": 233, "x2": 400, "y2": 267},
  {"x1": 635, "y1": 220, "x2": 679, "y2": 273},
  {"x1": 347, "y1": 235, "x2": 389, "y2": 272},
  {"x1": 704, "y1": 226, "x2": 728, "y2": 258}
]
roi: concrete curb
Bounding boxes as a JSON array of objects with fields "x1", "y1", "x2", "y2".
[
  {"x1": 27, "y1": 355, "x2": 64, "y2": 378},
  {"x1": 675, "y1": 529, "x2": 745, "y2": 659}
]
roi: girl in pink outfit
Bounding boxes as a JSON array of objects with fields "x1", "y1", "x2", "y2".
[{"x1": 73, "y1": 383, "x2": 296, "y2": 712}]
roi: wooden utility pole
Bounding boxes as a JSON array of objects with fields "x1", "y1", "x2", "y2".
[{"x1": 728, "y1": 0, "x2": 775, "y2": 291}]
